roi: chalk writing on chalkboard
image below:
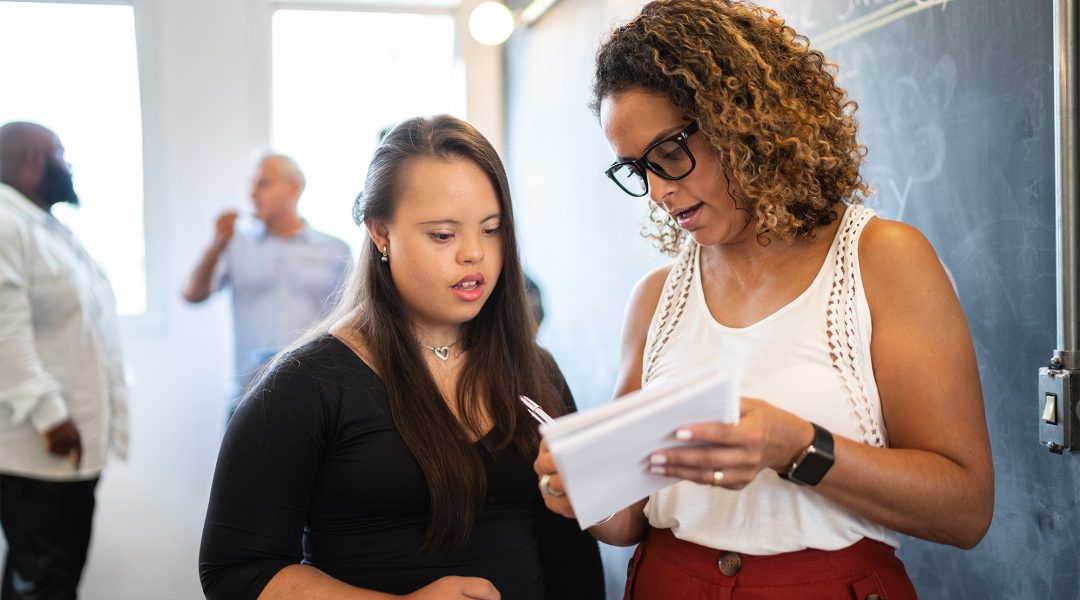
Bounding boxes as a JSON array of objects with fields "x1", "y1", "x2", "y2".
[{"x1": 790, "y1": 0, "x2": 954, "y2": 48}]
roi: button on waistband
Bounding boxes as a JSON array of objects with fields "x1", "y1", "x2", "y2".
[{"x1": 717, "y1": 551, "x2": 741, "y2": 576}]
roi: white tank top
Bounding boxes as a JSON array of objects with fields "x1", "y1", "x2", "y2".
[{"x1": 641, "y1": 204, "x2": 898, "y2": 554}]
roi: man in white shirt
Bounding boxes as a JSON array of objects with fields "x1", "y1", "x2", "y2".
[
  {"x1": 0, "y1": 122, "x2": 128, "y2": 599},
  {"x1": 182, "y1": 152, "x2": 351, "y2": 415}
]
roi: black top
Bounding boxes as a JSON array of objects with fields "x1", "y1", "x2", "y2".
[{"x1": 199, "y1": 335, "x2": 604, "y2": 600}]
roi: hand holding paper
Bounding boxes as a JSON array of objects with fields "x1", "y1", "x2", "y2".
[{"x1": 539, "y1": 365, "x2": 740, "y2": 528}]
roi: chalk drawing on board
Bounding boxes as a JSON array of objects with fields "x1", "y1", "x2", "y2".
[
  {"x1": 1018, "y1": 62, "x2": 1049, "y2": 163},
  {"x1": 787, "y1": 0, "x2": 821, "y2": 31},
  {"x1": 882, "y1": 177, "x2": 913, "y2": 220},
  {"x1": 821, "y1": 0, "x2": 953, "y2": 49},
  {"x1": 859, "y1": 54, "x2": 955, "y2": 221}
]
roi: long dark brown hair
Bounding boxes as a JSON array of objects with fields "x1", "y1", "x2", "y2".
[{"x1": 294, "y1": 115, "x2": 566, "y2": 553}]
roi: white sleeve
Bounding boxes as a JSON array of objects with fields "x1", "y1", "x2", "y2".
[{"x1": 0, "y1": 210, "x2": 70, "y2": 432}]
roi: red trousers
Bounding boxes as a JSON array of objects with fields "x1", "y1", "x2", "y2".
[{"x1": 624, "y1": 528, "x2": 917, "y2": 600}]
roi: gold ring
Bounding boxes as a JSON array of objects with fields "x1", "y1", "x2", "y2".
[
  {"x1": 711, "y1": 469, "x2": 725, "y2": 486},
  {"x1": 540, "y1": 473, "x2": 565, "y2": 497}
]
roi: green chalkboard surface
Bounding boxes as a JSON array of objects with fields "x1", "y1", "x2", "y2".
[{"x1": 768, "y1": 0, "x2": 1077, "y2": 597}]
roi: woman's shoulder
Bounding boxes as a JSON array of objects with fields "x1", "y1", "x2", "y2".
[
  {"x1": 267, "y1": 334, "x2": 351, "y2": 375},
  {"x1": 617, "y1": 263, "x2": 678, "y2": 378},
  {"x1": 292, "y1": 332, "x2": 358, "y2": 361},
  {"x1": 253, "y1": 334, "x2": 377, "y2": 398},
  {"x1": 858, "y1": 215, "x2": 940, "y2": 274},
  {"x1": 856, "y1": 215, "x2": 957, "y2": 309},
  {"x1": 628, "y1": 263, "x2": 676, "y2": 318},
  {"x1": 237, "y1": 334, "x2": 384, "y2": 432}
]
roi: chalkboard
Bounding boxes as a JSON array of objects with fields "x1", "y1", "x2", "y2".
[{"x1": 765, "y1": 0, "x2": 1080, "y2": 597}]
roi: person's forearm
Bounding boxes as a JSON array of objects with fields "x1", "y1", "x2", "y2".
[
  {"x1": 816, "y1": 438, "x2": 994, "y2": 549},
  {"x1": 183, "y1": 242, "x2": 226, "y2": 303},
  {"x1": 0, "y1": 285, "x2": 69, "y2": 429},
  {"x1": 588, "y1": 499, "x2": 650, "y2": 547},
  {"x1": 258, "y1": 565, "x2": 396, "y2": 600}
]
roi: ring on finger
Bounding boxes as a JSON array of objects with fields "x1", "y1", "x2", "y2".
[
  {"x1": 540, "y1": 473, "x2": 565, "y2": 497},
  {"x1": 711, "y1": 469, "x2": 725, "y2": 486}
]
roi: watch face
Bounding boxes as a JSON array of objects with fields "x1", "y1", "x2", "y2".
[
  {"x1": 781, "y1": 423, "x2": 836, "y2": 486},
  {"x1": 791, "y1": 447, "x2": 832, "y2": 486}
]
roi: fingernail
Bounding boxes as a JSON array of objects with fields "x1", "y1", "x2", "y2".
[
  {"x1": 649, "y1": 466, "x2": 666, "y2": 475},
  {"x1": 675, "y1": 429, "x2": 692, "y2": 440},
  {"x1": 649, "y1": 454, "x2": 667, "y2": 465}
]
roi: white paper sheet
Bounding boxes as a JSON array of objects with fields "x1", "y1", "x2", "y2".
[{"x1": 541, "y1": 364, "x2": 740, "y2": 528}]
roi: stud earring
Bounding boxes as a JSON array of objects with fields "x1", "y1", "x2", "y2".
[{"x1": 380, "y1": 246, "x2": 389, "y2": 263}]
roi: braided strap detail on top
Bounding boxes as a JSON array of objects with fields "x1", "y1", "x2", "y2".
[
  {"x1": 825, "y1": 206, "x2": 884, "y2": 447},
  {"x1": 642, "y1": 243, "x2": 699, "y2": 386}
]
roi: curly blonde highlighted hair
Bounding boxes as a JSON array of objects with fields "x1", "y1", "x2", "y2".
[{"x1": 592, "y1": 0, "x2": 870, "y2": 256}]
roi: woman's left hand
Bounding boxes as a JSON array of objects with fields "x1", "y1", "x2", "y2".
[
  {"x1": 646, "y1": 397, "x2": 814, "y2": 489},
  {"x1": 533, "y1": 438, "x2": 576, "y2": 518}
]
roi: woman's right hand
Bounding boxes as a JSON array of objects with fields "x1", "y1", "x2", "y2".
[
  {"x1": 402, "y1": 576, "x2": 500, "y2": 600},
  {"x1": 533, "y1": 439, "x2": 575, "y2": 519}
]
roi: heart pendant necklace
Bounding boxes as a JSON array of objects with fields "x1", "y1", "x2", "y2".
[{"x1": 420, "y1": 341, "x2": 458, "y2": 361}]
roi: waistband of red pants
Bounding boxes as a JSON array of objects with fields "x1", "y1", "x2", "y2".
[{"x1": 642, "y1": 527, "x2": 903, "y2": 586}]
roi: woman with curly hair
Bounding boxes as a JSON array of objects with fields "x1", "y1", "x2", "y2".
[{"x1": 534, "y1": 1, "x2": 993, "y2": 598}]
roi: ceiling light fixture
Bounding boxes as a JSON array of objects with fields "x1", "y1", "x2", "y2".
[{"x1": 468, "y1": 1, "x2": 515, "y2": 46}]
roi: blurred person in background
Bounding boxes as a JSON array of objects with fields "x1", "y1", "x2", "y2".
[
  {"x1": 0, "y1": 121, "x2": 129, "y2": 600},
  {"x1": 523, "y1": 274, "x2": 544, "y2": 334},
  {"x1": 182, "y1": 152, "x2": 351, "y2": 416}
]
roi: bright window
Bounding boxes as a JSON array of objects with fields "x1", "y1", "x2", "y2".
[
  {"x1": 0, "y1": 1, "x2": 145, "y2": 315},
  {"x1": 271, "y1": 8, "x2": 465, "y2": 248}
]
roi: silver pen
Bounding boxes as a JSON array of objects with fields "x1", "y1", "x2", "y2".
[{"x1": 519, "y1": 395, "x2": 555, "y2": 425}]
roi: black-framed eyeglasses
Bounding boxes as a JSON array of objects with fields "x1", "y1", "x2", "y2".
[{"x1": 604, "y1": 122, "x2": 700, "y2": 197}]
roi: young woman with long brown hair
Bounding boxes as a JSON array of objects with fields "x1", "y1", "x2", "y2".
[{"x1": 200, "y1": 115, "x2": 603, "y2": 600}]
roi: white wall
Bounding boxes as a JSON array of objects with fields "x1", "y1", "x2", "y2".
[
  {"x1": 79, "y1": 1, "x2": 269, "y2": 597},
  {"x1": 503, "y1": 1, "x2": 654, "y2": 597},
  {"x1": 458, "y1": 0, "x2": 506, "y2": 156},
  {"x1": 60, "y1": 1, "x2": 502, "y2": 598}
]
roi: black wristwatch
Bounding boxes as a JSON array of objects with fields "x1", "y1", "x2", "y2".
[{"x1": 779, "y1": 422, "x2": 835, "y2": 486}]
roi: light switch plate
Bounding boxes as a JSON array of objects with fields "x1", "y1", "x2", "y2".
[{"x1": 1038, "y1": 368, "x2": 1076, "y2": 452}]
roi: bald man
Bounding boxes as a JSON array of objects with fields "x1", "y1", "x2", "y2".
[
  {"x1": 0, "y1": 122, "x2": 128, "y2": 599},
  {"x1": 183, "y1": 153, "x2": 351, "y2": 414}
]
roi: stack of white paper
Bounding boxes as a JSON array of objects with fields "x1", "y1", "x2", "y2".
[{"x1": 541, "y1": 364, "x2": 740, "y2": 528}]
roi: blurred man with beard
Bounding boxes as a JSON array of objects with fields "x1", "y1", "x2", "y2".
[{"x1": 0, "y1": 121, "x2": 128, "y2": 599}]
